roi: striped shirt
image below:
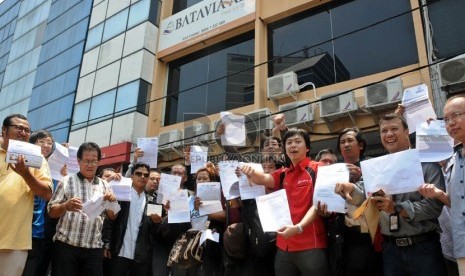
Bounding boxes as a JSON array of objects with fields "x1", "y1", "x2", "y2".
[{"x1": 48, "y1": 172, "x2": 111, "y2": 248}]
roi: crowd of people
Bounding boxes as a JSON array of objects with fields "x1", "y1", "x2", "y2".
[{"x1": 1, "y1": 94, "x2": 465, "y2": 276}]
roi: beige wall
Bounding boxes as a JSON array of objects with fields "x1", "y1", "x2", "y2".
[{"x1": 148, "y1": 0, "x2": 431, "y2": 147}]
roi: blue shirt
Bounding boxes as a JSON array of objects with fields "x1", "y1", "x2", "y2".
[
  {"x1": 32, "y1": 196, "x2": 46, "y2": 238},
  {"x1": 449, "y1": 149, "x2": 465, "y2": 258}
]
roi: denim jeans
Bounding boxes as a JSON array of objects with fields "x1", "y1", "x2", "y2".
[{"x1": 383, "y1": 238, "x2": 447, "y2": 276}]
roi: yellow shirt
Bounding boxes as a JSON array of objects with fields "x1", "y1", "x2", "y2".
[{"x1": 0, "y1": 148, "x2": 52, "y2": 250}]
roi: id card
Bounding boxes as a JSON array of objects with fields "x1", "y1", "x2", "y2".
[{"x1": 389, "y1": 213, "x2": 399, "y2": 232}]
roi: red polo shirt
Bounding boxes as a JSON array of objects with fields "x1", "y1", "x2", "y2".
[{"x1": 271, "y1": 157, "x2": 327, "y2": 251}]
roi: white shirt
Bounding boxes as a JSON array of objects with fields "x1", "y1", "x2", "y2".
[{"x1": 119, "y1": 187, "x2": 146, "y2": 259}]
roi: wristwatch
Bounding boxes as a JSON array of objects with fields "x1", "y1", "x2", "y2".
[
  {"x1": 296, "y1": 224, "x2": 304, "y2": 234},
  {"x1": 394, "y1": 203, "x2": 404, "y2": 214}
]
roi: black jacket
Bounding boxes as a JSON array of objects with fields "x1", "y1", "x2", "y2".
[{"x1": 103, "y1": 192, "x2": 158, "y2": 263}]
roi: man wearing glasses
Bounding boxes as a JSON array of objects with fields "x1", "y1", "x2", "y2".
[
  {"x1": 103, "y1": 163, "x2": 161, "y2": 276},
  {"x1": 0, "y1": 114, "x2": 53, "y2": 276},
  {"x1": 48, "y1": 142, "x2": 117, "y2": 276},
  {"x1": 419, "y1": 94, "x2": 465, "y2": 275}
]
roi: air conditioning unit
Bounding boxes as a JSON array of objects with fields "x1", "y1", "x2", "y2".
[
  {"x1": 439, "y1": 54, "x2": 465, "y2": 88},
  {"x1": 279, "y1": 101, "x2": 313, "y2": 126},
  {"x1": 267, "y1": 71, "x2": 300, "y2": 100},
  {"x1": 158, "y1": 130, "x2": 182, "y2": 151},
  {"x1": 245, "y1": 108, "x2": 271, "y2": 134},
  {"x1": 184, "y1": 122, "x2": 211, "y2": 146},
  {"x1": 320, "y1": 91, "x2": 358, "y2": 120},
  {"x1": 364, "y1": 77, "x2": 403, "y2": 110}
]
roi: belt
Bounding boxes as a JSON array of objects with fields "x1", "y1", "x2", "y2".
[{"x1": 383, "y1": 232, "x2": 439, "y2": 247}]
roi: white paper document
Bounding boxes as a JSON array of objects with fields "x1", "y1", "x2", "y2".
[
  {"x1": 67, "y1": 146, "x2": 80, "y2": 176},
  {"x1": 6, "y1": 139, "x2": 43, "y2": 168},
  {"x1": 47, "y1": 142, "x2": 69, "y2": 180},
  {"x1": 137, "y1": 137, "x2": 159, "y2": 168},
  {"x1": 200, "y1": 229, "x2": 220, "y2": 245},
  {"x1": 197, "y1": 182, "x2": 223, "y2": 216},
  {"x1": 157, "y1": 173, "x2": 182, "y2": 204},
  {"x1": 168, "y1": 190, "x2": 191, "y2": 223},
  {"x1": 402, "y1": 84, "x2": 437, "y2": 134},
  {"x1": 238, "y1": 162, "x2": 266, "y2": 200},
  {"x1": 360, "y1": 149, "x2": 425, "y2": 196},
  {"x1": 416, "y1": 120, "x2": 454, "y2": 162},
  {"x1": 218, "y1": 161, "x2": 240, "y2": 200},
  {"x1": 313, "y1": 163, "x2": 349, "y2": 213},
  {"x1": 146, "y1": 203, "x2": 163, "y2": 216},
  {"x1": 109, "y1": 177, "x2": 132, "y2": 201},
  {"x1": 82, "y1": 195, "x2": 121, "y2": 219},
  {"x1": 190, "y1": 146, "x2": 208, "y2": 174},
  {"x1": 256, "y1": 189, "x2": 293, "y2": 232},
  {"x1": 220, "y1": 112, "x2": 246, "y2": 146}
]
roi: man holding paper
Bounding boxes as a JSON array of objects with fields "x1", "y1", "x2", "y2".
[
  {"x1": 48, "y1": 142, "x2": 117, "y2": 276},
  {"x1": 241, "y1": 128, "x2": 329, "y2": 276},
  {"x1": 103, "y1": 163, "x2": 160, "y2": 276},
  {"x1": 0, "y1": 114, "x2": 52, "y2": 276},
  {"x1": 367, "y1": 113, "x2": 447, "y2": 276}
]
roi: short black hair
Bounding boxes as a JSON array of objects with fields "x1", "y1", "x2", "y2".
[
  {"x1": 29, "y1": 129, "x2": 54, "y2": 144},
  {"x1": 379, "y1": 113, "x2": 408, "y2": 130},
  {"x1": 77, "y1": 142, "x2": 101, "y2": 160},
  {"x1": 336, "y1": 127, "x2": 367, "y2": 158},
  {"x1": 131, "y1": 163, "x2": 150, "y2": 175},
  {"x1": 282, "y1": 128, "x2": 311, "y2": 166},
  {"x1": 3, "y1": 114, "x2": 28, "y2": 127},
  {"x1": 261, "y1": 136, "x2": 282, "y2": 150}
]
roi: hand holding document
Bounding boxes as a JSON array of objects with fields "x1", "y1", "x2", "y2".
[
  {"x1": 108, "y1": 177, "x2": 132, "y2": 201},
  {"x1": 360, "y1": 149, "x2": 424, "y2": 196},
  {"x1": 82, "y1": 195, "x2": 121, "y2": 219},
  {"x1": 256, "y1": 189, "x2": 293, "y2": 232},
  {"x1": 6, "y1": 139, "x2": 43, "y2": 168},
  {"x1": 137, "y1": 137, "x2": 159, "y2": 168},
  {"x1": 197, "y1": 182, "x2": 223, "y2": 216},
  {"x1": 401, "y1": 84, "x2": 437, "y2": 134},
  {"x1": 168, "y1": 190, "x2": 191, "y2": 223},
  {"x1": 416, "y1": 120, "x2": 453, "y2": 162},
  {"x1": 313, "y1": 163, "x2": 349, "y2": 213},
  {"x1": 238, "y1": 162, "x2": 265, "y2": 200},
  {"x1": 220, "y1": 112, "x2": 246, "y2": 146},
  {"x1": 146, "y1": 203, "x2": 163, "y2": 216},
  {"x1": 67, "y1": 146, "x2": 80, "y2": 175},
  {"x1": 157, "y1": 173, "x2": 182, "y2": 204},
  {"x1": 47, "y1": 142, "x2": 69, "y2": 180},
  {"x1": 218, "y1": 161, "x2": 240, "y2": 200},
  {"x1": 190, "y1": 146, "x2": 208, "y2": 174}
]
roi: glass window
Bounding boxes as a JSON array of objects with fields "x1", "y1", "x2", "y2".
[
  {"x1": 165, "y1": 32, "x2": 255, "y2": 125},
  {"x1": 268, "y1": 0, "x2": 418, "y2": 86},
  {"x1": 128, "y1": 0, "x2": 149, "y2": 29},
  {"x1": 102, "y1": 9, "x2": 128, "y2": 42},
  {"x1": 115, "y1": 80, "x2": 138, "y2": 115},
  {"x1": 72, "y1": 99, "x2": 90, "y2": 130},
  {"x1": 172, "y1": 0, "x2": 203, "y2": 14},
  {"x1": 137, "y1": 79, "x2": 151, "y2": 115},
  {"x1": 89, "y1": 89, "x2": 116, "y2": 123},
  {"x1": 425, "y1": 0, "x2": 465, "y2": 58},
  {"x1": 86, "y1": 23, "x2": 103, "y2": 51}
]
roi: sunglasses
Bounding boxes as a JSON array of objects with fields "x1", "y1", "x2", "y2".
[{"x1": 134, "y1": 171, "x2": 150, "y2": 178}]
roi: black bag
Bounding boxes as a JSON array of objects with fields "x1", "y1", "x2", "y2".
[
  {"x1": 156, "y1": 217, "x2": 191, "y2": 247},
  {"x1": 241, "y1": 199, "x2": 276, "y2": 258},
  {"x1": 167, "y1": 229, "x2": 204, "y2": 268}
]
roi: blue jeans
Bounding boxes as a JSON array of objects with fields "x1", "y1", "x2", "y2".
[{"x1": 383, "y1": 238, "x2": 447, "y2": 276}]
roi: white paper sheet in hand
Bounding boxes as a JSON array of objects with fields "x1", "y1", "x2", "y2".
[
  {"x1": 402, "y1": 84, "x2": 437, "y2": 134},
  {"x1": 109, "y1": 177, "x2": 132, "y2": 201},
  {"x1": 197, "y1": 182, "x2": 223, "y2": 216},
  {"x1": 256, "y1": 189, "x2": 293, "y2": 232},
  {"x1": 220, "y1": 112, "x2": 246, "y2": 146},
  {"x1": 218, "y1": 161, "x2": 240, "y2": 200},
  {"x1": 200, "y1": 229, "x2": 220, "y2": 245},
  {"x1": 416, "y1": 120, "x2": 453, "y2": 162},
  {"x1": 313, "y1": 163, "x2": 348, "y2": 213},
  {"x1": 168, "y1": 190, "x2": 191, "y2": 223},
  {"x1": 190, "y1": 146, "x2": 208, "y2": 174},
  {"x1": 137, "y1": 137, "x2": 159, "y2": 168},
  {"x1": 238, "y1": 162, "x2": 265, "y2": 200},
  {"x1": 67, "y1": 146, "x2": 80, "y2": 175},
  {"x1": 146, "y1": 203, "x2": 163, "y2": 216},
  {"x1": 360, "y1": 149, "x2": 424, "y2": 197},
  {"x1": 82, "y1": 195, "x2": 105, "y2": 219},
  {"x1": 6, "y1": 140, "x2": 43, "y2": 168},
  {"x1": 47, "y1": 142, "x2": 69, "y2": 180},
  {"x1": 157, "y1": 173, "x2": 182, "y2": 204}
]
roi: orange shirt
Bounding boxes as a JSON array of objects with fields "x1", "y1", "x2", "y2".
[{"x1": 272, "y1": 157, "x2": 327, "y2": 251}]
